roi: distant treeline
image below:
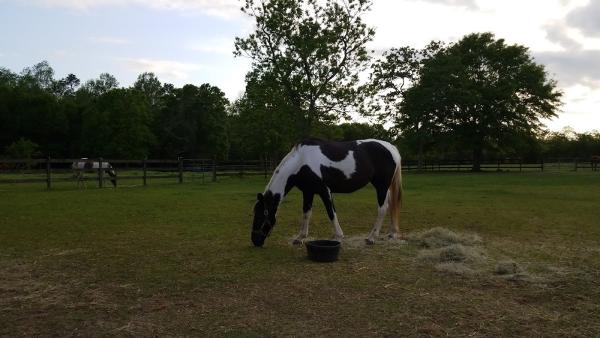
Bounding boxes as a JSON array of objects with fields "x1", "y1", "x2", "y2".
[{"x1": 1, "y1": 62, "x2": 599, "y2": 161}]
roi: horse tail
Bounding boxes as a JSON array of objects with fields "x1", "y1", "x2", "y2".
[{"x1": 388, "y1": 157, "x2": 403, "y2": 235}]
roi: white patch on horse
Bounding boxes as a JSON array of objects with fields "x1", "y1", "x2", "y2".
[
  {"x1": 300, "y1": 145, "x2": 356, "y2": 179},
  {"x1": 265, "y1": 146, "x2": 300, "y2": 198},
  {"x1": 265, "y1": 144, "x2": 357, "y2": 200}
]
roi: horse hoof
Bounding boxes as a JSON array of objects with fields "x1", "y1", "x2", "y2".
[
  {"x1": 292, "y1": 239, "x2": 304, "y2": 245},
  {"x1": 388, "y1": 234, "x2": 398, "y2": 240},
  {"x1": 365, "y1": 238, "x2": 375, "y2": 245}
]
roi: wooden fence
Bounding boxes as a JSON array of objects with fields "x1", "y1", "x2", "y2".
[
  {"x1": 0, "y1": 157, "x2": 596, "y2": 189},
  {"x1": 402, "y1": 159, "x2": 542, "y2": 172},
  {"x1": 403, "y1": 158, "x2": 599, "y2": 172},
  {"x1": 0, "y1": 157, "x2": 275, "y2": 189}
]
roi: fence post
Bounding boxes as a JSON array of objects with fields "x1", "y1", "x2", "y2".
[
  {"x1": 519, "y1": 158, "x2": 522, "y2": 172},
  {"x1": 240, "y1": 159, "x2": 245, "y2": 178},
  {"x1": 212, "y1": 156, "x2": 217, "y2": 182},
  {"x1": 202, "y1": 160, "x2": 206, "y2": 184},
  {"x1": 46, "y1": 156, "x2": 51, "y2": 190},
  {"x1": 142, "y1": 159, "x2": 147, "y2": 186},
  {"x1": 541, "y1": 158, "x2": 544, "y2": 172},
  {"x1": 98, "y1": 158, "x2": 104, "y2": 188},
  {"x1": 178, "y1": 157, "x2": 183, "y2": 184},
  {"x1": 574, "y1": 158, "x2": 578, "y2": 171},
  {"x1": 497, "y1": 159, "x2": 501, "y2": 172}
]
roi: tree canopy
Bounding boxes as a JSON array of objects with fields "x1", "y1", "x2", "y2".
[
  {"x1": 0, "y1": 62, "x2": 230, "y2": 159},
  {"x1": 235, "y1": 0, "x2": 374, "y2": 136}
]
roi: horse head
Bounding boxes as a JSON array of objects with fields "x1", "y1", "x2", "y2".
[{"x1": 251, "y1": 191, "x2": 280, "y2": 247}]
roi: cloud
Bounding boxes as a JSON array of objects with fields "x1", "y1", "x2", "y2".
[
  {"x1": 566, "y1": 0, "x2": 600, "y2": 37},
  {"x1": 121, "y1": 58, "x2": 204, "y2": 81},
  {"x1": 544, "y1": 21, "x2": 582, "y2": 51},
  {"x1": 186, "y1": 38, "x2": 234, "y2": 55},
  {"x1": 414, "y1": 0, "x2": 478, "y2": 10},
  {"x1": 534, "y1": 50, "x2": 600, "y2": 88},
  {"x1": 89, "y1": 36, "x2": 130, "y2": 45},
  {"x1": 34, "y1": 0, "x2": 241, "y2": 18}
]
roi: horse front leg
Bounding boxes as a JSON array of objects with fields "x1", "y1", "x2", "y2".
[
  {"x1": 293, "y1": 192, "x2": 314, "y2": 245},
  {"x1": 320, "y1": 189, "x2": 344, "y2": 242}
]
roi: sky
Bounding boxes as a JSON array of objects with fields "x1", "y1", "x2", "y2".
[{"x1": 0, "y1": 0, "x2": 599, "y2": 133}]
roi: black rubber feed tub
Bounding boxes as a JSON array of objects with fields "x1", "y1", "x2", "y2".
[{"x1": 305, "y1": 240, "x2": 341, "y2": 262}]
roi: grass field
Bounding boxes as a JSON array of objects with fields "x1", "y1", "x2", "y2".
[{"x1": 1, "y1": 172, "x2": 599, "y2": 336}]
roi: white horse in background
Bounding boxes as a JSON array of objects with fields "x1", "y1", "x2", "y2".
[{"x1": 72, "y1": 158, "x2": 117, "y2": 188}]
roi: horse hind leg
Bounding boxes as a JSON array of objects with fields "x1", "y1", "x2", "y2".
[
  {"x1": 366, "y1": 187, "x2": 389, "y2": 245},
  {"x1": 293, "y1": 192, "x2": 314, "y2": 245},
  {"x1": 75, "y1": 172, "x2": 84, "y2": 189}
]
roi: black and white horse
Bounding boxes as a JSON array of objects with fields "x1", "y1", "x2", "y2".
[
  {"x1": 252, "y1": 138, "x2": 403, "y2": 247},
  {"x1": 72, "y1": 158, "x2": 117, "y2": 188}
]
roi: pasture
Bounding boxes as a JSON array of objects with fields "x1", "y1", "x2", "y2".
[{"x1": 1, "y1": 172, "x2": 599, "y2": 336}]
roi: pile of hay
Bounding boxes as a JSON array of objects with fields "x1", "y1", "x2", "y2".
[
  {"x1": 408, "y1": 227, "x2": 535, "y2": 280},
  {"x1": 408, "y1": 227, "x2": 488, "y2": 275},
  {"x1": 408, "y1": 227, "x2": 482, "y2": 249},
  {"x1": 493, "y1": 259, "x2": 530, "y2": 281}
]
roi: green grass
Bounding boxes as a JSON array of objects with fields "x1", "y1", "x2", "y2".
[{"x1": 1, "y1": 172, "x2": 599, "y2": 336}]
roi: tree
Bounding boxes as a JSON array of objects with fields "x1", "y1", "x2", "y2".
[
  {"x1": 234, "y1": 0, "x2": 374, "y2": 136},
  {"x1": 228, "y1": 71, "x2": 299, "y2": 159},
  {"x1": 83, "y1": 73, "x2": 119, "y2": 96},
  {"x1": 80, "y1": 88, "x2": 155, "y2": 158},
  {"x1": 4, "y1": 138, "x2": 40, "y2": 159},
  {"x1": 133, "y1": 72, "x2": 164, "y2": 108},
  {"x1": 398, "y1": 33, "x2": 562, "y2": 170},
  {"x1": 156, "y1": 84, "x2": 229, "y2": 158},
  {"x1": 368, "y1": 42, "x2": 445, "y2": 168},
  {"x1": 0, "y1": 67, "x2": 18, "y2": 87},
  {"x1": 53, "y1": 73, "x2": 80, "y2": 97},
  {"x1": 336, "y1": 122, "x2": 392, "y2": 142},
  {"x1": 19, "y1": 61, "x2": 55, "y2": 89}
]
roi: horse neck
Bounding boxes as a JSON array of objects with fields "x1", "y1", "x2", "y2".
[{"x1": 265, "y1": 149, "x2": 300, "y2": 199}]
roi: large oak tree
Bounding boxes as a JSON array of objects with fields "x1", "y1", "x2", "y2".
[{"x1": 375, "y1": 33, "x2": 562, "y2": 170}]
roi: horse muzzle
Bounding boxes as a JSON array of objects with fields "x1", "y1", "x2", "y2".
[{"x1": 251, "y1": 232, "x2": 266, "y2": 247}]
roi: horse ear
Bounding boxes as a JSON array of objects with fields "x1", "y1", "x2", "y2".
[{"x1": 257, "y1": 193, "x2": 264, "y2": 201}]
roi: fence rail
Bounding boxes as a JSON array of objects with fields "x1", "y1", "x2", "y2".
[{"x1": 0, "y1": 157, "x2": 597, "y2": 189}]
